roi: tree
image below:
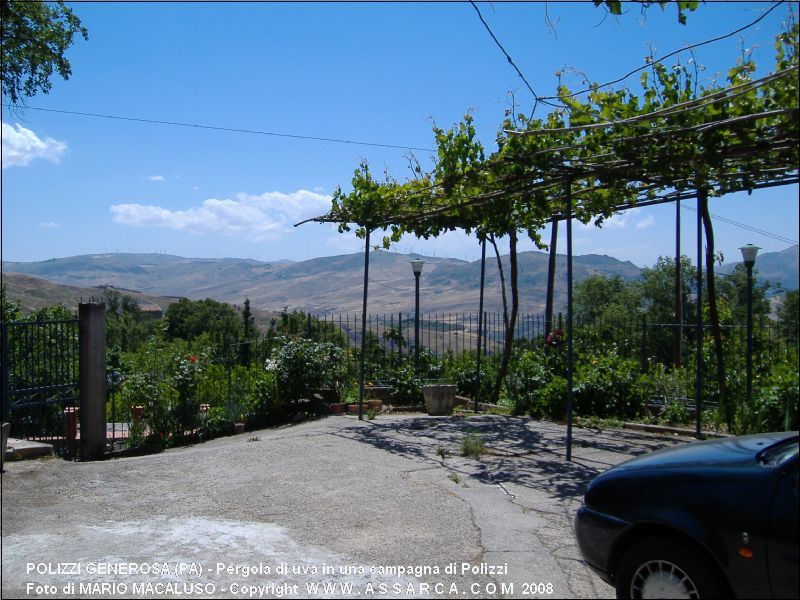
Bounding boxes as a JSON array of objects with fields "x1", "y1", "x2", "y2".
[
  {"x1": 575, "y1": 274, "x2": 640, "y2": 323},
  {"x1": 776, "y1": 289, "x2": 799, "y2": 346},
  {"x1": 102, "y1": 289, "x2": 155, "y2": 353},
  {"x1": 1, "y1": 285, "x2": 21, "y2": 322},
  {"x1": 163, "y1": 298, "x2": 240, "y2": 344},
  {"x1": 238, "y1": 298, "x2": 257, "y2": 366},
  {"x1": 1, "y1": 0, "x2": 88, "y2": 107}
]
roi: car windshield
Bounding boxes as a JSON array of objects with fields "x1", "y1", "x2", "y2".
[{"x1": 757, "y1": 435, "x2": 799, "y2": 467}]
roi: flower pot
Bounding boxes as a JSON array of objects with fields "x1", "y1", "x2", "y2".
[
  {"x1": 367, "y1": 399, "x2": 383, "y2": 412},
  {"x1": 423, "y1": 385, "x2": 457, "y2": 416},
  {"x1": 329, "y1": 403, "x2": 346, "y2": 414},
  {"x1": 234, "y1": 422, "x2": 245, "y2": 434},
  {"x1": 64, "y1": 407, "x2": 79, "y2": 441},
  {"x1": 131, "y1": 405, "x2": 144, "y2": 422}
]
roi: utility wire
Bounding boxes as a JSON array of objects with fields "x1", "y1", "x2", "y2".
[
  {"x1": 2, "y1": 104, "x2": 437, "y2": 153},
  {"x1": 680, "y1": 202, "x2": 798, "y2": 245},
  {"x1": 469, "y1": 1, "x2": 541, "y2": 107}
]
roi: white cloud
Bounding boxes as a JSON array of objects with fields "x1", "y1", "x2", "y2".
[
  {"x1": 635, "y1": 215, "x2": 655, "y2": 229},
  {"x1": 1, "y1": 122, "x2": 67, "y2": 168},
  {"x1": 147, "y1": 175, "x2": 165, "y2": 182},
  {"x1": 39, "y1": 222, "x2": 61, "y2": 229},
  {"x1": 110, "y1": 189, "x2": 332, "y2": 241}
]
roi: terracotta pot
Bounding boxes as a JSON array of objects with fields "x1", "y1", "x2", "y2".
[
  {"x1": 64, "y1": 407, "x2": 80, "y2": 441},
  {"x1": 131, "y1": 405, "x2": 144, "y2": 422},
  {"x1": 329, "y1": 403, "x2": 346, "y2": 414},
  {"x1": 234, "y1": 422, "x2": 245, "y2": 434},
  {"x1": 367, "y1": 399, "x2": 383, "y2": 411}
]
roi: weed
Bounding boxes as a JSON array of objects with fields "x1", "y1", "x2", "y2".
[
  {"x1": 461, "y1": 432, "x2": 486, "y2": 458},
  {"x1": 366, "y1": 408, "x2": 377, "y2": 420},
  {"x1": 436, "y1": 446, "x2": 451, "y2": 459},
  {"x1": 448, "y1": 472, "x2": 461, "y2": 484}
]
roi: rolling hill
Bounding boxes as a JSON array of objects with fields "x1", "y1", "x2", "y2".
[{"x1": 4, "y1": 245, "x2": 796, "y2": 316}]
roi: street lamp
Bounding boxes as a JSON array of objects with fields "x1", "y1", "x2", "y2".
[
  {"x1": 739, "y1": 244, "x2": 760, "y2": 407},
  {"x1": 411, "y1": 260, "x2": 424, "y2": 374}
]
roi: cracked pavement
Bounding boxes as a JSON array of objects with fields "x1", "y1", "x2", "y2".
[{"x1": 1, "y1": 414, "x2": 691, "y2": 598}]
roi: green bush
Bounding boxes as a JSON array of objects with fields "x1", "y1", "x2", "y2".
[
  {"x1": 735, "y1": 362, "x2": 799, "y2": 433},
  {"x1": 538, "y1": 376, "x2": 568, "y2": 420},
  {"x1": 271, "y1": 337, "x2": 345, "y2": 401},
  {"x1": 198, "y1": 406, "x2": 235, "y2": 440},
  {"x1": 660, "y1": 401, "x2": 690, "y2": 425},
  {"x1": 505, "y1": 349, "x2": 551, "y2": 416},
  {"x1": 386, "y1": 366, "x2": 423, "y2": 405},
  {"x1": 121, "y1": 372, "x2": 172, "y2": 448},
  {"x1": 574, "y1": 349, "x2": 642, "y2": 420},
  {"x1": 243, "y1": 371, "x2": 286, "y2": 428},
  {"x1": 442, "y1": 352, "x2": 496, "y2": 401},
  {"x1": 171, "y1": 353, "x2": 205, "y2": 439}
]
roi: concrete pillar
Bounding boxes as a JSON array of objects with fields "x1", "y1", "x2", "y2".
[{"x1": 79, "y1": 302, "x2": 106, "y2": 461}]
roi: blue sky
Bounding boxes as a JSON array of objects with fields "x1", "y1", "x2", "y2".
[{"x1": 2, "y1": 1, "x2": 797, "y2": 268}]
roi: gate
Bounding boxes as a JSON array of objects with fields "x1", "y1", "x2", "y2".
[{"x1": 1, "y1": 318, "x2": 80, "y2": 458}]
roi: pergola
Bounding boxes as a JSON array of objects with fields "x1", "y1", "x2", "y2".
[{"x1": 299, "y1": 59, "x2": 798, "y2": 459}]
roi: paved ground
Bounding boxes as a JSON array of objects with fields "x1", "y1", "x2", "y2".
[{"x1": 1, "y1": 414, "x2": 692, "y2": 599}]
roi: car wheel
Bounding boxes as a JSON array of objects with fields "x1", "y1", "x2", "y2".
[{"x1": 615, "y1": 538, "x2": 727, "y2": 599}]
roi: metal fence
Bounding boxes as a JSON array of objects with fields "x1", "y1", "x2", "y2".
[
  {"x1": 1, "y1": 318, "x2": 80, "y2": 457},
  {"x1": 306, "y1": 311, "x2": 796, "y2": 363},
  {"x1": 308, "y1": 312, "x2": 552, "y2": 358}
]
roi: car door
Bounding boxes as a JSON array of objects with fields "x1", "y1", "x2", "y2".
[{"x1": 768, "y1": 457, "x2": 799, "y2": 599}]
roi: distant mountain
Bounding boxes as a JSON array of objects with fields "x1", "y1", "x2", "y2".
[
  {"x1": 4, "y1": 246, "x2": 794, "y2": 315},
  {"x1": 717, "y1": 244, "x2": 798, "y2": 292}
]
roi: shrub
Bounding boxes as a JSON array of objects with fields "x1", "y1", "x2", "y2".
[
  {"x1": 271, "y1": 337, "x2": 345, "y2": 401},
  {"x1": 386, "y1": 366, "x2": 423, "y2": 405},
  {"x1": 505, "y1": 349, "x2": 551, "y2": 417},
  {"x1": 121, "y1": 372, "x2": 171, "y2": 448},
  {"x1": 735, "y1": 362, "x2": 799, "y2": 434},
  {"x1": 198, "y1": 406, "x2": 235, "y2": 440},
  {"x1": 660, "y1": 400, "x2": 690, "y2": 425},
  {"x1": 171, "y1": 353, "x2": 205, "y2": 438},
  {"x1": 574, "y1": 349, "x2": 642, "y2": 420}
]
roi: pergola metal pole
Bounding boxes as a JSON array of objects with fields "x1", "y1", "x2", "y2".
[
  {"x1": 414, "y1": 272, "x2": 421, "y2": 374},
  {"x1": 565, "y1": 180, "x2": 575, "y2": 462},
  {"x1": 474, "y1": 238, "x2": 487, "y2": 413},
  {"x1": 674, "y1": 200, "x2": 682, "y2": 368},
  {"x1": 358, "y1": 229, "x2": 371, "y2": 421},
  {"x1": 739, "y1": 244, "x2": 760, "y2": 409},
  {"x1": 695, "y1": 192, "x2": 704, "y2": 438}
]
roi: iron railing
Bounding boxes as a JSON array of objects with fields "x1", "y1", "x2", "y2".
[{"x1": 1, "y1": 318, "x2": 80, "y2": 457}]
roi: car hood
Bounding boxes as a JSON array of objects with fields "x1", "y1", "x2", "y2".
[{"x1": 611, "y1": 431, "x2": 796, "y2": 471}]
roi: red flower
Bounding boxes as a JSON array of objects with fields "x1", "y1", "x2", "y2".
[{"x1": 188, "y1": 355, "x2": 196, "y2": 363}]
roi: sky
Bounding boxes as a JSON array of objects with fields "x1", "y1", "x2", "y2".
[{"x1": 2, "y1": 1, "x2": 798, "y2": 269}]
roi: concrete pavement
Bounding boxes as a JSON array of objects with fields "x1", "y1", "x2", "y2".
[{"x1": 1, "y1": 414, "x2": 691, "y2": 599}]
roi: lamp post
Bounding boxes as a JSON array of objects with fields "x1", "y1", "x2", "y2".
[
  {"x1": 411, "y1": 259, "x2": 424, "y2": 374},
  {"x1": 739, "y1": 244, "x2": 760, "y2": 407}
]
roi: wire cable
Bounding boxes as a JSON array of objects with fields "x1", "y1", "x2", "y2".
[
  {"x1": 2, "y1": 104, "x2": 437, "y2": 153},
  {"x1": 470, "y1": 1, "x2": 541, "y2": 107},
  {"x1": 679, "y1": 202, "x2": 798, "y2": 245}
]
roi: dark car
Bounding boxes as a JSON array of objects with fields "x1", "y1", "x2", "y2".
[{"x1": 575, "y1": 432, "x2": 798, "y2": 599}]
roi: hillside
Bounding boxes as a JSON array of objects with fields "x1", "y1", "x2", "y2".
[
  {"x1": 1, "y1": 271, "x2": 179, "y2": 315},
  {"x1": 4, "y1": 246, "x2": 796, "y2": 315},
  {"x1": 718, "y1": 244, "x2": 799, "y2": 292}
]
